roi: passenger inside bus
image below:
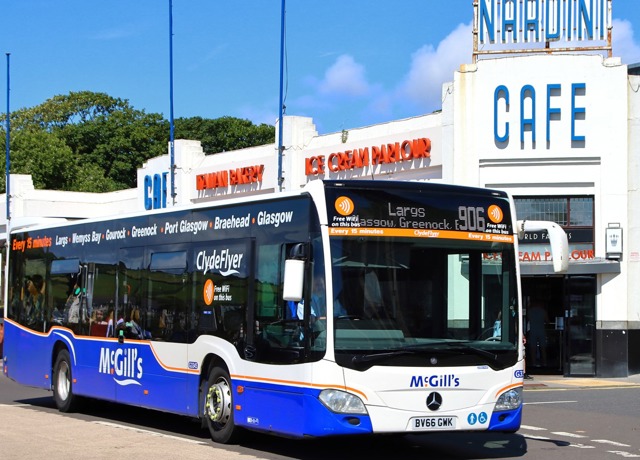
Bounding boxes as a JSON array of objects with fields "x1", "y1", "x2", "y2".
[
  {"x1": 65, "y1": 282, "x2": 83, "y2": 332},
  {"x1": 23, "y1": 275, "x2": 45, "y2": 329}
]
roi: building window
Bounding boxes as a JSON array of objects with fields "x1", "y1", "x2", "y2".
[
  {"x1": 567, "y1": 197, "x2": 593, "y2": 226},
  {"x1": 514, "y1": 196, "x2": 593, "y2": 228}
]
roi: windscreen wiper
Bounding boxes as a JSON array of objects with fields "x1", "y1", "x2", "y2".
[
  {"x1": 433, "y1": 342, "x2": 501, "y2": 368},
  {"x1": 351, "y1": 350, "x2": 415, "y2": 364},
  {"x1": 351, "y1": 342, "x2": 501, "y2": 368}
]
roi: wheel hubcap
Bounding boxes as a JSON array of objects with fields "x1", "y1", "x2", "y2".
[
  {"x1": 205, "y1": 378, "x2": 231, "y2": 426},
  {"x1": 57, "y1": 361, "x2": 70, "y2": 401}
]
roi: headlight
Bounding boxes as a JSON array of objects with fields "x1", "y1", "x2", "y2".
[
  {"x1": 319, "y1": 389, "x2": 367, "y2": 414},
  {"x1": 495, "y1": 387, "x2": 523, "y2": 411}
]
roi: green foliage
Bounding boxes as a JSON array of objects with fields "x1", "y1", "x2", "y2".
[
  {"x1": 0, "y1": 91, "x2": 275, "y2": 192},
  {"x1": 72, "y1": 162, "x2": 120, "y2": 193},
  {"x1": 11, "y1": 91, "x2": 129, "y2": 131},
  {"x1": 0, "y1": 128, "x2": 76, "y2": 191},
  {"x1": 175, "y1": 116, "x2": 274, "y2": 154},
  {"x1": 57, "y1": 108, "x2": 168, "y2": 190}
]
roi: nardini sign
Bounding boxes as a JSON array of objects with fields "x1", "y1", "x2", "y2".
[{"x1": 473, "y1": 0, "x2": 612, "y2": 60}]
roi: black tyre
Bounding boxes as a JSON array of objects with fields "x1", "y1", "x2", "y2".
[
  {"x1": 203, "y1": 366, "x2": 241, "y2": 444},
  {"x1": 52, "y1": 349, "x2": 80, "y2": 412}
]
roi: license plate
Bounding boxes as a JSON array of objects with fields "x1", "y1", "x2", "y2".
[{"x1": 410, "y1": 416, "x2": 457, "y2": 431}]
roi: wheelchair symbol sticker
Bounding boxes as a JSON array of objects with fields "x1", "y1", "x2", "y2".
[{"x1": 468, "y1": 412, "x2": 488, "y2": 425}]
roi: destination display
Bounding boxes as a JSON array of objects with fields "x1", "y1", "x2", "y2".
[{"x1": 324, "y1": 182, "x2": 514, "y2": 243}]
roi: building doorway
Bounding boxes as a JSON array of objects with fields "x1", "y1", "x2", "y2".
[
  {"x1": 522, "y1": 277, "x2": 564, "y2": 375},
  {"x1": 521, "y1": 275, "x2": 596, "y2": 376},
  {"x1": 564, "y1": 276, "x2": 596, "y2": 376}
]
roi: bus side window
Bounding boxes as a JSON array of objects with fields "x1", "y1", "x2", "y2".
[{"x1": 23, "y1": 273, "x2": 46, "y2": 331}]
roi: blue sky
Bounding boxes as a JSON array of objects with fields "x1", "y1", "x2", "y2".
[{"x1": 2, "y1": 1, "x2": 640, "y2": 135}]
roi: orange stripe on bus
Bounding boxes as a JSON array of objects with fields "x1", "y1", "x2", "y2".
[
  {"x1": 232, "y1": 374, "x2": 368, "y2": 401},
  {"x1": 329, "y1": 227, "x2": 514, "y2": 243},
  {"x1": 496, "y1": 382, "x2": 523, "y2": 397}
]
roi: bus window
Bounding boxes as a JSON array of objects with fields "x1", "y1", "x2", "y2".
[
  {"x1": 23, "y1": 273, "x2": 46, "y2": 331},
  {"x1": 50, "y1": 258, "x2": 81, "y2": 330},
  {"x1": 148, "y1": 250, "x2": 189, "y2": 342},
  {"x1": 254, "y1": 239, "x2": 327, "y2": 364},
  {"x1": 117, "y1": 249, "x2": 145, "y2": 338},
  {"x1": 88, "y1": 264, "x2": 117, "y2": 337},
  {"x1": 255, "y1": 243, "x2": 280, "y2": 320}
]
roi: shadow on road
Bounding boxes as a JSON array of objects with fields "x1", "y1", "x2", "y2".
[{"x1": 16, "y1": 394, "x2": 528, "y2": 459}]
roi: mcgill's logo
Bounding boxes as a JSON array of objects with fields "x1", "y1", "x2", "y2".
[
  {"x1": 410, "y1": 374, "x2": 460, "y2": 388},
  {"x1": 99, "y1": 347, "x2": 143, "y2": 386}
]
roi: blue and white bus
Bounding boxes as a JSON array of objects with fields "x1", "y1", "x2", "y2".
[{"x1": 2, "y1": 180, "x2": 567, "y2": 444}]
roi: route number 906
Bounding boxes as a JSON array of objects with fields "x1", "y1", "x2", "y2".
[{"x1": 456, "y1": 206, "x2": 486, "y2": 232}]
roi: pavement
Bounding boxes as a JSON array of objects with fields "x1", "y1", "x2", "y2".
[{"x1": 523, "y1": 372, "x2": 640, "y2": 390}]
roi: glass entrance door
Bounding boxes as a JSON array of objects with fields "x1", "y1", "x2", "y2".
[
  {"x1": 522, "y1": 277, "x2": 564, "y2": 375},
  {"x1": 565, "y1": 276, "x2": 596, "y2": 376}
]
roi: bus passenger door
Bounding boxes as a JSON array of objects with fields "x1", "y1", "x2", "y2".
[
  {"x1": 49, "y1": 259, "x2": 114, "y2": 401},
  {"x1": 115, "y1": 247, "x2": 189, "y2": 414}
]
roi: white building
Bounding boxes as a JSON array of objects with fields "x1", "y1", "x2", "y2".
[{"x1": 2, "y1": 1, "x2": 639, "y2": 377}]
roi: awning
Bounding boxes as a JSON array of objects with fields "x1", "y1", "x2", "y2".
[{"x1": 520, "y1": 258, "x2": 621, "y2": 276}]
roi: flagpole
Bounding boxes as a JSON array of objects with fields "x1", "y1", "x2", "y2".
[
  {"x1": 169, "y1": 0, "x2": 176, "y2": 204},
  {"x1": 5, "y1": 53, "x2": 10, "y2": 224},
  {"x1": 4, "y1": 53, "x2": 10, "y2": 317},
  {"x1": 277, "y1": 0, "x2": 285, "y2": 192}
]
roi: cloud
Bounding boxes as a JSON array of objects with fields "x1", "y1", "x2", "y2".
[
  {"x1": 265, "y1": 16, "x2": 640, "y2": 134},
  {"x1": 280, "y1": 54, "x2": 380, "y2": 131},
  {"x1": 395, "y1": 22, "x2": 472, "y2": 115},
  {"x1": 285, "y1": 24, "x2": 472, "y2": 130},
  {"x1": 317, "y1": 55, "x2": 372, "y2": 97},
  {"x1": 612, "y1": 19, "x2": 640, "y2": 65}
]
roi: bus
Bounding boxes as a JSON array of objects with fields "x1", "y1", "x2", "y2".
[{"x1": 1, "y1": 179, "x2": 568, "y2": 444}]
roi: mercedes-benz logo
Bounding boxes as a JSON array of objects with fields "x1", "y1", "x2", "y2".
[{"x1": 426, "y1": 392, "x2": 442, "y2": 411}]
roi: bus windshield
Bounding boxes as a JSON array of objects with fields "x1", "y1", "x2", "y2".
[{"x1": 329, "y1": 236, "x2": 518, "y2": 370}]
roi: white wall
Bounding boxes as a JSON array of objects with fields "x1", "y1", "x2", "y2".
[{"x1": 627, "y1": 74, "x2": 640, "y2": 324}]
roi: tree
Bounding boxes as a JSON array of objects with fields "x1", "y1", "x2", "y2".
[
  {"x1": 59, "y1": 108, "x2": 168, "y2": 190},
  {"x1": 3, "y1": 91, "x2": 169, "y2": 191},
  {"x1": 1, "y1": 91, "x2": 275, "y2": 192},
  {"x1": 12, "y1": 91, "x2": 128, "y2": 129},
  {"x1": 0, "y1": 128, "x2": 76, "y2": 191},
  {"x1": 175, "y1": 116, "x2": 274, "y2": 154}
]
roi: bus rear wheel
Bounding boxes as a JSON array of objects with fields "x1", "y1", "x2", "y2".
[
  {"x1": 52, "y1": 349, "x2": 80, "y2": 412},
  {"x1": 203, "y1": 366, "x2": 241, "y2": 444}
]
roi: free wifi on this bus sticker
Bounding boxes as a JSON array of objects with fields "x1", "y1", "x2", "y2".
[
  {"x1": 335, "y1": 196, "x2": 355, "y2": 216},
  {"x1": 203, "y1": 279, "x2": 215, "y2": 305},
  {"x1": 487, "y1": 205, "x2": 504, "y2": 224}
]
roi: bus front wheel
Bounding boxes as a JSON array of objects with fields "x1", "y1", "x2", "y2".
[
  {"x1": 203, "y1": 366, "x2": 241, "y2": 444},
  {"x1": 52, "y1": 349, "x2": 80, "y2": 413}
]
